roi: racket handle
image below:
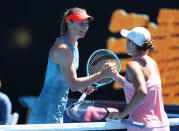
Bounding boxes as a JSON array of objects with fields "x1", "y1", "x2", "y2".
[
  {"x1": 121, "y1": 119, "x2": 145, "y2": 128},
  {"x1": 78, "y1": 92, "x2": 88, "y2": 102}
]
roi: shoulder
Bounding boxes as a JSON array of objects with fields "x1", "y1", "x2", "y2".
[
  {"x1": 126, "y1": 61, "x2": 143, "y2": 78},
  {"x1": 151, "y1": 57, "x2": 157, "y2": 66},
  {"x1": 50, "y1": 40, "x2": 68, "y2": 57},
  {"x1": 49, "y1": 40, "x2": 72, "y2": 64},
  {"x1": 146, "y1": 55, "x2": 158, "y2": 68},
  {"x1": 126, "y1": 61, "x2": 140, "y2": 72},
  {"x1": 149, "y1": 57, "x2": 159, "y2": 71}
]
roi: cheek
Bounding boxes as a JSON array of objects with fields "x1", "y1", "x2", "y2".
[
  {"x1": 82, "y1": 25, "x2": 89, "y2": 30},
  {"x1": 126, "y1": 43, "x2": 130, "y2": 49},
  {"x1": 71, "y1": 25, "x2": 81, "y2": 32},
  {"x1": 126, "y1": 43, "x2": 132, "y2": 53},
  {"x1": 74, "y1": 24, "x2": 80, "y2": 29}
]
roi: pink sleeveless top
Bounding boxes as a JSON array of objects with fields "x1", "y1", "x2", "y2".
[{"x1": 123, "y1": 55, "x2": 169, "y2": 128}]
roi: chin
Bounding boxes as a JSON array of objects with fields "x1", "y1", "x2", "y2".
[
  {"x1": 127, "y1": 52, "x2": 132, "y2": 56},
  {"x1": 79, "y1": 35, "x2": 85, "y2": 38}
]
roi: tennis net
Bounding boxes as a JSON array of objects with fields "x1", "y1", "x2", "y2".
[{"x1": 0, "y1": 118, "x2": 179, "y2": 131}]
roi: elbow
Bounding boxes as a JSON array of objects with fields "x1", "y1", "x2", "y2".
[
  {"x1": 70, "y1": 87, "x2": 77, "y2": 92},
  {"x1": 68, "y1": 82, "x2": 79, "y2": 92},
  {"x1": 69, "y1": 84, "x2": 78, "y2": 92},
  {"x1": 138, "y1": 89, "x2": 147, "y2": 98},
  {"x1": 140, "y1": 90, "x2": 147, "y2": 98},
  {"x1": 67, "y1": 78, "x2": 79, "y2": 92},
  {"x1": 143, "y1": 87, "x2": 148, "y2": 96}
]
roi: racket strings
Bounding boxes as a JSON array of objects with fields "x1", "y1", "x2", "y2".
[
  {"x1": 67, "y1": 101, "x2": 108, "y2": 122},
  {"x1": 88, "y1": 51, "x2": 119, "y2": 84},
  {"x1": 68, "y1": 102, "x2": 90, "y2": 121}
]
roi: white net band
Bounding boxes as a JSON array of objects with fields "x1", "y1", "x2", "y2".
[
  {"x1": 0, "y1": 121, "x2": 126, "y2": 131},
  {"x1": 0, "y1": 118, "x2": 179, "y2": 131}
]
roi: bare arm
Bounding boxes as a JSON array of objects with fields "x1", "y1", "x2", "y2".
[
  {"x1": 108, "y1": 61, "x2": 147, "y2": 119},
  {"x1": 154, "y1": 61, "x2": 161, "y2": 79},
  {"x1": 49, "y1": 42, "x2": 116, "y2": 92},
  {"x1": 113, "y1": 73, "x2": 124, "y2": 87},
  {"x1": 120, "y1": 62, "x2": 147, "y2": 117}
]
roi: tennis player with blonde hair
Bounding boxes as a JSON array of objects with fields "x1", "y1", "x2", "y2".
[{"x1": 28, "y1": 7, "x2": 117, "y2": 124}]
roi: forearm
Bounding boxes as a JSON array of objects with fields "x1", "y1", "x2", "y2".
[
  {"x1": 113, "y1": 74, "x2": 124, "y2": 87},
  {"x1": 63, "y1": 62, "x2": 116, "y2": 92},
  {"x1": 69, "y1": 72, "x2": 103, "y2": 92}
]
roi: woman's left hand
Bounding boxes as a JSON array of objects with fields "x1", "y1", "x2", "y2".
[
  {"x1": 101, "y1": 63, "x2": 118, "y2": 78},
  {"x1": 108, "y1": 112, "x2": 125, "y2": 120},
  {"x1": 78, "y1": 86, "x2": 97, "y2": 95}
]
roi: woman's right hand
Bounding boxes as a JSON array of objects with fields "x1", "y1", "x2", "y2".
[
  {"x1": 100, "y1": 63, "x2": 118, "y2": 78},
  {"x1": 78, "y1": 86, "x2": 97, "y2": 95}
]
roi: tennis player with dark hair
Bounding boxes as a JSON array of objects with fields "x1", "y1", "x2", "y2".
[
  {"x1": 108, "y1": 27, "x2": 169, "y2": 130},
  {"x1": 28, "y1": 7, "x2": 117, "y2": 124},
  {"x1": 0, "y1": 80, "x2": 12, "y2": 125},
  {"x1": 0, "y1": 80, "x2": 19, "y2": 125}
]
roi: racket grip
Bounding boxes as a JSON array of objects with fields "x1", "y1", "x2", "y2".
[
  {"x1": 78, "y1": 92, "x2": 88, "y2": 102},
  {"x1": 121, "y1": 119, "x2": 145, "y2": 128}
]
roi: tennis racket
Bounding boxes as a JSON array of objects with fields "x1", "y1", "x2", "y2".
[
  {"x1": 78, "y1": 49, "x2": 121, "y2": 102},
  {"x1": 67, "y1": 101, "x2": 145, "y2": 128}
]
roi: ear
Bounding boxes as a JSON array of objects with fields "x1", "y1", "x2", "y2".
[
  {"x1": 131, "y1": 41, "x2": 135, "y2": 47},
  {"x1": 66, "y1": 21, "x2": 72, "y2": 28}
]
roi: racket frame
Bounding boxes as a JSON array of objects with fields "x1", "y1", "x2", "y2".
[
  {"x1": 66, "y1": 100, "x2": 109, "y2": 122},
  {"x1": 86, "y1": 49, "x2": 121, "y2": 87},
  {"x1": 66, "y1": 100, "x2": 145, "y2": 128},
  {"x1": 78, "y1": 49, "x2": 121, "y2": 102}
]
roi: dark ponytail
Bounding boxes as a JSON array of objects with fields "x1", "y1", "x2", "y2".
[{"x1": 136, "y1": 39, "x2": 154, "y2": 52}]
